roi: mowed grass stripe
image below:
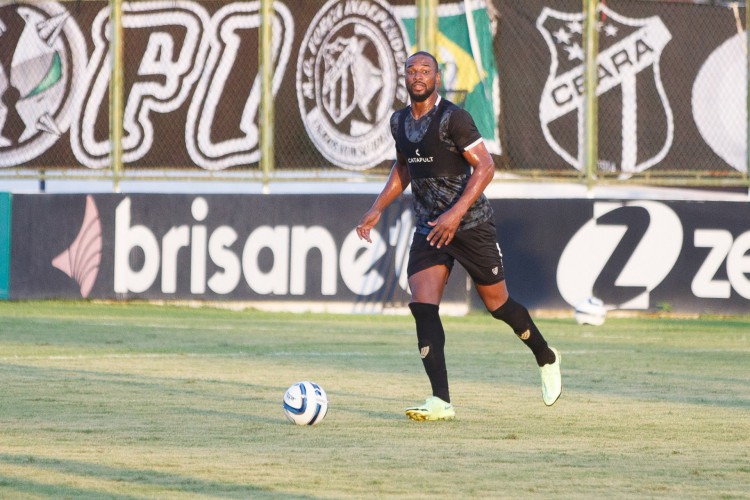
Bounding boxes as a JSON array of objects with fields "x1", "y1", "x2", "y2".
[{"x1": 0, "y1": 301, "x2": 748, "y2": 499}]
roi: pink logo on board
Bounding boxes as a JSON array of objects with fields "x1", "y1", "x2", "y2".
[{"x1": 51, "y1": 195, "x2": 102, "y2": 297}]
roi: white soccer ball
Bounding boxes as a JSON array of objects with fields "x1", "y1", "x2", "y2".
[
  {"x1": 283, "y1": 381, "x2": 328, "y2": 425},
  {"x1": 574, "y1": 296, "x2": 607, "y2": 326}
]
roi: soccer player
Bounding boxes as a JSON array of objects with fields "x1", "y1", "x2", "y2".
[{"x1": 355, "y1": 51, "x2": 561, "y2": 421}]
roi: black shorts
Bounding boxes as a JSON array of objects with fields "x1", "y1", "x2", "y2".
[{"x1": 407, "y1": 220, "x2": 505, "y2": 285}]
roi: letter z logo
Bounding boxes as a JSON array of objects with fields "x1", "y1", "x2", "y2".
[{"x1": 557, "y1": 201, "x2": 683, "y2": 310}]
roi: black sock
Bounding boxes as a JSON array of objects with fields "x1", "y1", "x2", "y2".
[
  {"x1": 491, "y1": 298, "x2": 555, "y2": 366},
  {"x1": 409, "y1": 302, "x2": 450, "y2": 403}
]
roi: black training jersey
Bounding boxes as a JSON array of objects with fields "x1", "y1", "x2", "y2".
[{"x1": 391, "y1": 97, "x2": 494, "y2": 235}]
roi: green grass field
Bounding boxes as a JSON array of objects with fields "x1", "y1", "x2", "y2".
[{"x1": 0, "y1": 301, "x2": 748, "y2": 499}]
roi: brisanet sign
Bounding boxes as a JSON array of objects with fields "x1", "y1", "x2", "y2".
[
  {"x1": 9, "y1": 194, "x2": 750, "y2": 314},
  {"x1": 9, "y1": 194, "x2": 465, "y2": 311}
]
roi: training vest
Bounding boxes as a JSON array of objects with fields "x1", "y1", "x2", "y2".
[{"x1": 397, "y1": 100, "x2": 471, "y2": 179}]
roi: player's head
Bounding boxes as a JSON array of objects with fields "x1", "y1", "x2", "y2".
[{"x1": 405, "y1": 51, "x2": 440, "y2": 103}]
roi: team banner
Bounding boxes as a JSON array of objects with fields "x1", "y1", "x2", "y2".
[
  {"x1": 0, "y1": 0, "x2": 497, "y2": 172},
  {"x1": 498, "y1": 0, "x2": 744, "y2": 175},
  {"x1": 9, "y1": 193, "x2": 750, "y2": 314},
  {"x1": 0, "y1": 0, "x2": 742, "y2": 174}
]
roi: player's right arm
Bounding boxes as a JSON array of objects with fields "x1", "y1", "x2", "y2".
[{"x1": 356, "y1": 151, "x2": 410, "y2": 243}]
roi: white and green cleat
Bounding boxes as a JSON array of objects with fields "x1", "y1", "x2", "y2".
[
  {"x1": 540, "y1": 347, "x2": 562, "y2": 406},
  {"x1": 405, "y1": 396, "x2": 456, "y2": 421}
]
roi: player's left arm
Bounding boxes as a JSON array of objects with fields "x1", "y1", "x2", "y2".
[
  {"x1": 426, "y1": 114, "x2": 495, "y2": 248},
  {"x1": 457, "y1": 140, "x2": 496, "y2": 211}
]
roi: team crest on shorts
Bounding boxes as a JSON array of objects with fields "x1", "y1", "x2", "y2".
[{"x1": 296, "y1": 0, "x2": 409, "y2": 170}]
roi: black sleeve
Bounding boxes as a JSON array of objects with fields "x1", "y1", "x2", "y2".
[
  {"x1": 447, "y1": 108, "x2": 483, "y2": 152},
  {"x1": 390, "y1": 111, "x2": 401, "y2": 154}
]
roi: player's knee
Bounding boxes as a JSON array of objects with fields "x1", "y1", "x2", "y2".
[
  {"x1": 409, "y1": 302, "x2": 440, "y2": 325},
  {"x1": 490, "y1": 297, "x2": 531, "y2": 335},
  {"x1": 409, "y1": 302, "x2": 445, "y2": 350}
]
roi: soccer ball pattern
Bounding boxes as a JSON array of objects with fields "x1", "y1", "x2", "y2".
[
  {"x1": 283, "y1": 381, "x2": 328, "y2": 425},
  {"x1": 574, "y1": 296, "x2": 607, "y2": 326}
]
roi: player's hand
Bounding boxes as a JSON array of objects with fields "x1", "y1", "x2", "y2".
[
  {"x1": 426, "y1": 210, "x2": 462, "y2": 248},
  {"x1": 356, "y1": 209, "x2": 381, "y2": 243}
]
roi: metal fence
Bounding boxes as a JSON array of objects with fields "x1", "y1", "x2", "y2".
[{"x1": 0, "y1": 0, "x2": 747, "y2": 189}]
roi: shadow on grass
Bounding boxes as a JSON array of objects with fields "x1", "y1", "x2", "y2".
[{"x1": 0, "y1": 454, "x2": 317, "y2": 499}]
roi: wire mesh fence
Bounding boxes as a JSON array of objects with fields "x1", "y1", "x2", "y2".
[
  {"x1": 0, "y1": 0, "x2": 746, "y2": 188},
  {"x1": 496, "y1": 0, "x2": 748, "y2": 185}
]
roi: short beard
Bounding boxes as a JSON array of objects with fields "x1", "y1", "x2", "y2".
[
  {"x1": 408, "y1": 86, "x2": 435, "y2": 103},
  {"x1": 409, "y1": 89, "x2": 435, "y2": 102}
]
